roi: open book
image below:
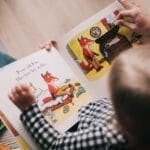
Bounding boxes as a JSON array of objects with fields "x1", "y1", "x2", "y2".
[
  {"x1": 0, "y1": 1, "x2": 142, "y2": 149},
  {"x1": 0, "y1": 111, "x2": 29, "y2": 150}
]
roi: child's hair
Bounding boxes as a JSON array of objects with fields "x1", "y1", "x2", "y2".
[{"x1": 109, "y1": 45, "x2": 150, "y2": 147}]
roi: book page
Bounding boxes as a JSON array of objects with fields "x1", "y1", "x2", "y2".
[
  {"x1": 0, "y1": 111, "x2": 29, "y2": 150},
  {"x1": 58, "y1": 1, "x2": 142, "y2": 100},
  {"x1": 0, "y1": 48, "x2": 91, "y2": 148}
]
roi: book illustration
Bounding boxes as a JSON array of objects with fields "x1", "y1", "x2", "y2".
[
  {"x1": 95, "y1": 25, "x2": 131, "y2": 62},
  {"x1": 67, "y1": 9, "x2": 142, "y2": 80},
  {"x1": 0, "y1": 49, "x2": 91, "y2": 134},
  {"x1": 0, "y1": 111, "x2": 29, "y2": 150},
  {"x1": 29, "y1": 71, "x2": 86, "y2": 124},
  {"x1": 77, "y1": 36, "x2": 104, "y2": 72}
]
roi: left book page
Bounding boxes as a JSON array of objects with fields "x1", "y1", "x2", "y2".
[
  {"x1": 0, "y1": 48, "x2": 91, "y2": 148},
  {"x1": 0, "y1": 110, "x2": 29, "y2": 150}
]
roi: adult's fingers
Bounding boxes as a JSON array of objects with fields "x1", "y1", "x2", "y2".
[
  {"x1": 118, "y1": 0, "x2": 134, "y2": 9},
  {"x1": 116, "y1": 19, "x2": 136, "y2": 31},
  {"x1": 116, "y1": 9, "x2": 136, "y2": 20}
]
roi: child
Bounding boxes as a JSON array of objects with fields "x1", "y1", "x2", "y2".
[
  {"x1": 109, "y1": 45, "x2": 150, "y2": 150},
  {"x1": 8, "y1": 0, "x2": 150, "y2": 150}
]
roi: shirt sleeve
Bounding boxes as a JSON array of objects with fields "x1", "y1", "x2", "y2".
[{"x1": 20, "y1": 104, "x2": 106, "y2": 150}]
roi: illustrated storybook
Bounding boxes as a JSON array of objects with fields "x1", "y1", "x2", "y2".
[
  {"x1": 0, "y1": 49, "x2": 91, "y2": 150},
  {"x1": 0, "y1": 111, "x2": 29, "y2": 150},
  {"x1": 67, "y1": 10, "x2": 143, "y2": 79},
  {"x1": 0, "y1": 1, "x2": 142, "y2": 149}
]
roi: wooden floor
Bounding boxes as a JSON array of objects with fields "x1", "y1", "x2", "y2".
[{"x1": 0, "y1": 0, "x2": 149, "y2": 58}]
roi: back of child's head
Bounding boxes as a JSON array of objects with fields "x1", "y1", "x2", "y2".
[{"x1": 109, "y1": 45, "x2": 150, "y2": 148}]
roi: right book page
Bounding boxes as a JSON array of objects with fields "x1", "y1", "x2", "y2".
[{"x1": 58, "y1": 1, "x2": 142, "y2": 100}]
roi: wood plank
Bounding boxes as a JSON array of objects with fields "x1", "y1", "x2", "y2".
[{"x1": 0, "y1": 0, "x2": 149, "y2": 58}]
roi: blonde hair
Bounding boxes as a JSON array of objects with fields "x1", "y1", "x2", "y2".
[{"x1": 109, "y1": 45, "x2": 150, "y2": 145}]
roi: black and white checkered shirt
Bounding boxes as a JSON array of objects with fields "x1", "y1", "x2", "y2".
[{"x1": 20, "y1": 98, "x2": 128, "y2": 150}]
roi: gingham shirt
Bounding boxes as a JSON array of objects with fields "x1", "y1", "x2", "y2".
[{"x1": 20, "y1": 98, "x2": 128, "y2": 150}]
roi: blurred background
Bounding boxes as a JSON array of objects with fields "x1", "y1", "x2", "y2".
[{"x1": 0, "y1": 0, "x2": 149, "y2": 58}]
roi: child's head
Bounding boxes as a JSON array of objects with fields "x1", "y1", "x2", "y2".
[{"x1": 109, "y1": 45, "x2": 150, "y2": 147}]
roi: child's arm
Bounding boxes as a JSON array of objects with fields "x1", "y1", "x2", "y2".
[
  {"x1": 8, "y1": 85, "x2": 108, "y2": 149},
  {"x1": 116, "y1": 0, "x2": 150, "y2": 37},
  {"x1": 20, "y1": 104, "x2": 107, "y2": 149}
]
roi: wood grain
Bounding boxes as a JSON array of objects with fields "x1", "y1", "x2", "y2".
[{"x1": 0, "y1": 0, "x2": 149, "y2": 58}]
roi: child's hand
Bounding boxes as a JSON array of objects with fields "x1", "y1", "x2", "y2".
[
  {"x1": 116, "y1": 0, "x2": 150, "y2": 36},
  {"x1": 8, "y1": 84, "x2": 36, "y2": 112},
  {"x1": 40, "y1": 40, "x2": 57, "y2": 51}
]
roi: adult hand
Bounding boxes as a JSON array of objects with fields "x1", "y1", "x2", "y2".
[{"x1": 116, "y1": 0, "x2": 150, "y2": 36}]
